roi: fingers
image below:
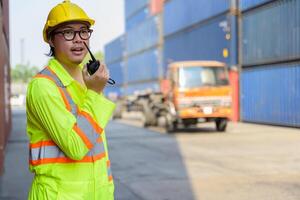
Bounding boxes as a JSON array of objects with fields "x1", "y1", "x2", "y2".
[{"x1": 95, "y1": 63, "x2": 109, "y2": 81}]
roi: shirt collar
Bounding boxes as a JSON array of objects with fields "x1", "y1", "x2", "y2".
[{"x1": 48, "y1": 58, "x2": 83, "y2": 87}]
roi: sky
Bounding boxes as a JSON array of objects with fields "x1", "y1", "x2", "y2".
[{"x1": 9, "y1": 0, "x2": 124, "y2": 68}]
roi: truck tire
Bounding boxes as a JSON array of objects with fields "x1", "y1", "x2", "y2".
[
  {"x1": 165, "y1": 114, "x2": 177, "y2": 133},
  {"x1": 215, "y1": 118, "x2": 227, "y2": 132},
  {"x1": 140, "y1": 100, "x2": 156, "y2": 127}
]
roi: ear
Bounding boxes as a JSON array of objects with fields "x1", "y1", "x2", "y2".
[{"x1": 48, "y1": 37, "x2": 54, "y2": 47}]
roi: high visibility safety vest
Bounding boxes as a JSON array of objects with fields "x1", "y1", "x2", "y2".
[{"x1": 26, "y1": 58, "x2": 116, "y2": 200}]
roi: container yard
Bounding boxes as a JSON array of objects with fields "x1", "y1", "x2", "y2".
[
  {"x1": 1, "y1": 0, "x2": 300, "y2": 199},
  {"x1": 105, "y1": 0, "x2": 300, "y2": 128}
]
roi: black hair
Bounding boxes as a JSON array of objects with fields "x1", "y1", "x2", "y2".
[{"x1": 46, "y1": 46, "x2": 55, "y2": 57}]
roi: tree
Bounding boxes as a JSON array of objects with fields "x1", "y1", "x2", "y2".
[{"x1": 11, "y1": 64, "x2": 39, "y2": 83}]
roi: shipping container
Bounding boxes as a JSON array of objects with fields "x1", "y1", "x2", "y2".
[
  {"x1": 240, "y1": 0, "x2": 274, "y2": 11},
  {"x1": 164, "y1": 14, "x2": 230, "y2": 74},
  {"x1": 164, "y1": 0, "x2": 230, "y2": 36},
  {"x1": 126, "y1": 7, "x2": 149, "y2": 31},
  {"x1": 104, "y1": 35, "x2": 125, "y2": 64},
  {"x1": 127, "y1": 47, "x2": 161, "y2": 83},
  {"x1": 126, "y1": 15, "x2": 160, "y2": 56},
  {"x1": 2, "y1": 0, "x2": 9, "y2": 44},
  {"x1": 125, "y1": 0, "x2": 149, "y2": 19},
  {"x1": 242, "y1": 0, "x2": 300, "y2": 66},
  {"x1": 241, "y1": 62, "x2": 300, "y2": 127},
  {"x1": 126, "y1": 81, "x2": 160, "y2": 95},
  {"x1": 150, "y1": 0, "x2": 164, "y2": 15},
  {"x1": 104, "y1": 86, "x2": 123, "y2": 98},
  {"x1": 0, "y1": 0, "x2": 11, "y2": 175},
  {"x1": 107, "y1": 61, "x2": 125, "y2": 85}
]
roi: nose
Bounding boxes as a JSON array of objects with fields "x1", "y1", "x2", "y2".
[{"x1": 73, "y1": 32, "x2": 82, "y2": 43}]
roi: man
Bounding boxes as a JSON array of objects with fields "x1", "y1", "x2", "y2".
[{"x1": 26, "y1": 1, "x2": 115, "y2": 199}]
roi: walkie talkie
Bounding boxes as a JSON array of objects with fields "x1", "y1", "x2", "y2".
[{"x1": 83, "y1": 42, "x2": 115, "y2": 85}]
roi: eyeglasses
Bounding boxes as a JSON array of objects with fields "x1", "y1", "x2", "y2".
[{"x1": 52, "y1": 29, "x2": 93, "y2": 41}]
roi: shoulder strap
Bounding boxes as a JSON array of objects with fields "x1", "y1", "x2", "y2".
[{"x1": 35, "y1": 66, "x2": 78, "y2": 116}]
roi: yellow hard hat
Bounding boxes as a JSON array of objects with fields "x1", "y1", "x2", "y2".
[{"x1": 43, "y1": 0, "x2": 95, "y2": 43}]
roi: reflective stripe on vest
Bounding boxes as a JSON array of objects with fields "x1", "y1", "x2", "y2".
[
  {"x1": 29, "y1": 140, "x2": 106, "y2": 165},
  {"x1": 107, "y1": 160, "x2": 113, "y2": 182},
  {"x1": 30, "y1": 66, "x2": 107, "y2": 166}
]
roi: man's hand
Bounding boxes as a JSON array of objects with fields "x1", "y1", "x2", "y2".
[{"x1": 82, "y1": 62, "x2": 109, "y2": 94}]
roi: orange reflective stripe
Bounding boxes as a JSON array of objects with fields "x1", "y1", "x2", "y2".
[
  {"x1": 58, "y1": 87, "x2": 72, "y2": 111},
  {"x1": 30, "y1": 140, "x2": 56, "y2": 148},
  {"x1": 96, "y1": 136, "x2": 102, "y2": 143},
  {"x1": 30, "y1": 152, "x2": 106, "y2": 166},
  {"x1": 34, "y1": 74, "x2": 55, "y2": 82},
  {"x1": 93, "y1": 152, "x2": 106, "y2": 160},
  {"x1": 73, "y1": 124, "x2": 93, "y2": 149},
  {"x1": 79, "y1": 110, "x2": 103, "y2": 134},
  {"x1": 35, "y1": 72, "x2": 72, "y2": 111},
  {"x1": 106, "y1": 160, "x2": 113, "y2": 181},
  {"x1": 46, "y1": 66, "x2": 56, "y2": 76}
]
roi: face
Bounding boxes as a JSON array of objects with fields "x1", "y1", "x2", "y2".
[{"x1": 49, "y1": 22, "x2": 91, "y2": 66}]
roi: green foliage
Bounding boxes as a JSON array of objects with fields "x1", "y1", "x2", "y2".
[
  {"x1": 11, "y1": 64, "x2": 39, "y2": 83},
  {"x1": 11, "y1": 50, "x2": 103, "y2": 83}
]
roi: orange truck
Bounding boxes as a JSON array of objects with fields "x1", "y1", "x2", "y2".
[
  {"x1": 161, "y1": 60, "x2": 232, "y2": 132},
  {"x1": 116, "y1": 60, "x2": 232, "y2": 132}
]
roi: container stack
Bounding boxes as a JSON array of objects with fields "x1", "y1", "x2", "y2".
[
  {"x1": 104, "y1": 35, "x2": 125, "y2": 99},
  {"x1": 240, "y1": 0, "x2": 300, "y2": 127},
  {"x1": 0, "y1": 0, "x2": 11, "y2": 174},
  {"x1": 105, "y1": 0, "x2": 300, "y2": 128}
]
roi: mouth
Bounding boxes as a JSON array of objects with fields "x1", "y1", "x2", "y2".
[{"x1": 71, "y1": 46, "x2": 85, "y2": 55}]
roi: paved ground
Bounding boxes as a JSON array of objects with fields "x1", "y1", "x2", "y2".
[{"x1": 0, "y1": 108, "x2": 300, "y2": 200}]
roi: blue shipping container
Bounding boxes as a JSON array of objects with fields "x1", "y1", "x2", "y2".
[
  {"x1": 126, "y1": 7, "x2": 149, "y2": 31},
  {"x1": 240, "y1": 0, "x2": 274, "y2": 11},
  {"x1": 164, "y1": 0, "x2": 229, "y2": 36},
  {"x1": 107, "y1": 61, "x2": 125, "y2": 85},
  {"x1": 126, "y1": 81, "x2": 160, "y2": 95},
  {"x1": 242, "y1": 0, "x2": 300, "y2": 66},
  {"x1": 164, "y1": 14, "x2": 230, "y2": 74},
  {"x1": 125, "y1": 0, "x2": 149, "y2": 19},
  {"x1": 241, "y1": 62, "x2": 300, "y2": 127},
  {"x1": 104, "y1": 86, "x2": 122, "y2": 97},
  {"x1": 127, "y1": 48, "x2": 161, "y2": 83},
  {"x1": 126, "y1": 16, "x2": 159, "y2": 56},
  {"x1": 105, "y1": 35, "x2": 124, "y2": 64}
]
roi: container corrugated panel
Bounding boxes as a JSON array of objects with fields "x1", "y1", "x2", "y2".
[
  {"x1": 2, "y1": 0, "x2": 9, "y2": 43},
  {"x1": 104, "y1": 35, "x2": 124, "y2": 64},
  {"x1": 240, "y1": 0, "x2": 274, "y2": 11},
  {"x1": 164, "y1": 14, "x2": 230, "y2": 74},
  {"x1": 164, "y1": 0, "x2": 229, "y2": 36},
  {"x1": 126, "y1": 7, "x2": 149, "y2": 31},
  {"x1": 126, "y1": 81, "x2": 160, "y2": 95},
  {"x1": 242, "y1": 0, "x2": 300, "y2": 66},
  {"x1": 126, "y1": 16, "x2": 159, "y2": 56},
  {"x1": 0, "y1": 8, "x2": 11, "y2": 174},
  {"x1": 125, "y1": 0, "x2": 149, "y2": 19},
  {"x1": 127, "y1": 48, "x2": 160, "y2": 83},
  {"x1": 241, "y1": 62, "x2": 300, "y2": 127},
  {"x1": 104, "y1": 86, "x2": 122, "y2": 97},
  {"x1": 107, "y1": 61, "x2": 125, "y2": 85}
]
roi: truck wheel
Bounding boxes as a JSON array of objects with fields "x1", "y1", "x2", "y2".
[
  {"x1": 166, "y1": 121, "x2": 177, "y2": 133},
  {"x1": 139, "y1": 100, "x2": 156, "y2": 127},
  {"x1": 215, "y1": 118, "x2": 227, "y2": 132},
  {"x1": 165, "y1": 114, "x2": 177, "y2": 133}
]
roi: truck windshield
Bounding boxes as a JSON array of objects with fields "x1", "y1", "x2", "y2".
[{"x1": 178, "y1": 66, "x2": 229, "y2": 89}]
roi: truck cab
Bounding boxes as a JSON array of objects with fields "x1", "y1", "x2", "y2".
[{"x1": 164, "y1": 61, "x2": 232, "y2": 132}]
